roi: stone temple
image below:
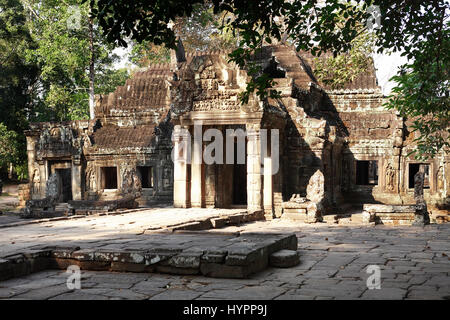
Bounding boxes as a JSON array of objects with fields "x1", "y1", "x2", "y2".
[{"x1": 22, "y1": 43, "x2": 449, "y2": 222}]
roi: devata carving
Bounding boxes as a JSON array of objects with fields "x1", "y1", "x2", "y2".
[
  {"x1": 121, "y1": 167, "x2": 142, "y2": 198},
  {"x1": 385, "y1": 163, "x2": 395, "y2": 191},
  {"x1": 31, "y1": 168, "x2": 40, "y2": 195},
  {"x1": 85, "y1": 163, "x2": 96, "y2": 191}
]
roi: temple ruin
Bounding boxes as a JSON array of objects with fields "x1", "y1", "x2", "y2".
[{"x1": 23, "y1": 43, "x2": 449, "y2": 221}]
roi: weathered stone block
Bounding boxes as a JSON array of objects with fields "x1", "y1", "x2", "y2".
[
  {"x1": 201, "y1": 250, "x2": 227, "y2": 264},
  {"x1": 0, "y1": 259, "x2": 14, "y2": 281},
  {"x1": 110, "y1": 262, "x2": 155, "y2": 273},
  {"x1": 72, "y1": 249, "x2": 96, "y2": 261},
  {"x1": 155, "y1": 265, "x2": 200, "y2": 275},
  {"x1": 94, "y1": 249, "x2": 145, "y2": 264},
  {"x1": 200, "y1": 262, "x2": 250, "y2": 279},
  {"x1": 145, "y1": 250, "x2": 180, "y2": 265},
  {"x1": 269, "y1": 250, "x2": 300, "y2": 268},
  {"x1": 22, "y1": 249, "x2": 52, "y2": 259},
  {"x1": 166, "y1": 251, "x2": 202, "y2": 269},
  {"x1": 281, "y1": 211, "x2": 308, "y2": 221},
  {"x1": 225, "y1": 245, "x2": 268, "y2": 267},
  {"x1": 210, "y1": 217, "x2": 228, "y2": 228},
  {"x1": 49, "y1": 246, "x2": 81, "y2": 259}
]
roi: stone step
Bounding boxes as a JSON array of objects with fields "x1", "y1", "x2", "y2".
[
  {"x1": 351, "y1": 213, "x2": 364, "y2": 222},
  {"x1": 269, "y1": 249, "x2": 300, "y2": 268}
]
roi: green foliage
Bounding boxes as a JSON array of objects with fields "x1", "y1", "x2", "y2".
[
  {"x1": 0, "y1": 0, "x2": 39, "y2": 132},
  {"x1": 385, "y1": 19, "x2": 450, "y2": 159},
  {"x1": 129, "y1": 2, "x2": 236, "y2": 67},
  {"x1": 0, "y1": 0, "x2": 37, "y2": 178},
  {"x1": 0, "y1": 123, "x2": 20, "y2": 169},
  {"x1": 96, "y1": 68, "x2": 130, "y2": 95},
  {"x1": 0, "y1": 0, "x2": 130, "y2": 179},
  {"x1": 25, "y1": 0, "x2": 127, "y2": 122},
  {"x1": 314, "y1": 32, "x2": 377, "y2": 89},
  {"x1": 91, "y1": 0, "x2": 449, "y2": 159},
  {"x1": 130, "y1": 41, "x2": 171, "y2": 67}
]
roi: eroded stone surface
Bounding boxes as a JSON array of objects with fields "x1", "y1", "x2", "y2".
[
  {"x1": 0, "y1": 231, "x2": 298, "y2": 280},
  {"x1": 1, "y1": 220, "x2": 448, "y2": 300},
  {"x1": 269, "y1": 250, "x2": 300, "y2": 268}
]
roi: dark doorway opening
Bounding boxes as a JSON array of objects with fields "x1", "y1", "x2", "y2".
[
  {"x1": 55, "y1": 168, "x2": 72, "y2": 202},
  {"x1": 356, "y1": 160, "x2": 378, "y2": 185},
  {"x1": 408, "y1": 163, "x2": 430, "y2": 189},
  {"x1": 232, "y1": 139, "x2": 247, "y2": 205},
  {"x1": 102, "y1": 167, "x2": 117, "y2": 189},
  {"x1": 138, "y1": 166, "x2": 154, "y2": 188}
]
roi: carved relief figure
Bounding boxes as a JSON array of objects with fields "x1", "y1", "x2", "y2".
[
  {"x1": 385, "y1": 163, "x2": 395, "y2": 191},
  {"x1": 162, "y1": 164, "x2": 172, "y2": 190},
  {"x1": 437, "y1": 166, "x2": 444, "y2": 191},
  {"x1": 85, "y1": 163, "x2": 96, "y2": 191},
  {"x1": 32, "y1": 168, "x2": 40, "y2": 194},
  {"x1": 39, "y1": 129, "x2": 50, "y2": 150},
  {"x1": 121, "y1": 167, "x2": 142, "y2": 197}
]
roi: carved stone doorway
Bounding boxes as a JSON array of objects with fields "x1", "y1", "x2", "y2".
[{"x1": 55, "y1": 168, "x2": 72, "y2": 202}]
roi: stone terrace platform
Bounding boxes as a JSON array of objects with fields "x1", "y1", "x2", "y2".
[{"x1": 0, "y1": 232, "x2": 297, "y2": 280}]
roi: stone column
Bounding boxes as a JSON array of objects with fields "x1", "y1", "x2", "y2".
[
  {"x1": 190, "y1": 122, "x2": 204, "y2": 207},
  {"x1": 26, "y1": 136, "x2": 36, "y2": 184},
  {"x1": 39, "y1": 161, "x2": 47, "y2": 198},
  {"x1": 247, "y1": 124, "x2": 262, "y2": 212},
  {"x1": 412, "y1": 169, "x2": 430, "y2": 226},
  {"x1": 263, "y1": 157, "x2": 273, "y2": 219},
  {"x1": 205, "y1": 164, "x2": 216, "y2": 208},
  {"x1": 173, "y1": 125, "x2": 191, "y2": 208},
  {"x1": 71, "y1": 164, "x2": 82, "y2": 200}
]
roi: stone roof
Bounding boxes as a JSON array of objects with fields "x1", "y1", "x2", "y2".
[
  {"x1": 91, "y1": 125, "x2": 157, "y2": 149},
  {"x1": 93, "y1": 44, "x2": 380, "y2": 123},
  {"x1": 94, "y1": 64, "x2": 172, "y2": 121}
]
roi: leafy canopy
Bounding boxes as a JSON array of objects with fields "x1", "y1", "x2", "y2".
[{"x1": 91, "y1": 0, "x2": 449, "y2": 158}]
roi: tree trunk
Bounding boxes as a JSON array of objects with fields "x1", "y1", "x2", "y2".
[{"x1": 88, "y1": 8, "x2": 95, "y2": 120}]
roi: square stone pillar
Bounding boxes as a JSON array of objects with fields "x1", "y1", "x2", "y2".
[
  {"x1": 173, "y1": 125, "x2": 191, "y2": 208},
  {"x1": 71, "y1": 164, "x2": 82, "y2": 200},
  {"x1": 190, "y1": 126, "x2": 204, "y2": 208},
  {"x1": 263, "y1": 157, "x2": 274, "y2": 219},
  {"x1": 247, "y1": 124, "x2": 262, "y2": 212},
  {"x1": 26, "y1": 136, "x2": 36, "y2": 184},
  {"x1": 205, "y1": 164, "x2": 216, "y2": 208}
]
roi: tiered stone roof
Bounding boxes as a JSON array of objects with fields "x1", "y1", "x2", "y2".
[{"x1": 91, "y1": 125, "x2": 157, "y2": 149}]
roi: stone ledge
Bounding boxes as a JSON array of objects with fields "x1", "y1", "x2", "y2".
[
  {"x1": 0, "y1": 233, "x2": 298, "y2": 281},
  {"x1": 149, "y1": 210, "x2": 264, "y2": 233},
  {"x1": 362, "y1": 204, "x2": 418, "y2": 225}
]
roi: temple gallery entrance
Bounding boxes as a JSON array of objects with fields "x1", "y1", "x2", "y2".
[
  {"x1": 48, "y1": 160, "x2": 73, "y2": 202},
  {"x1": 211, "y1": 126, "x2": 248, "y2": 208},
  {"x1": 56, "y1": 168, "x2": 72, "y2": 202},
  {"x1": 173, "y1": 122, "x2": 268, "y2": 212}
]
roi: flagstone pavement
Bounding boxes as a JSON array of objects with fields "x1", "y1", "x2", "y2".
[{"x1": 0, "y1": 211, "x2": 449, "y2": 300}]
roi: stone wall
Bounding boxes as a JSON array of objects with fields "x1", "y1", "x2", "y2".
[{"x1": 24, "y1": 43, "x2": 449, "y2": 213}]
